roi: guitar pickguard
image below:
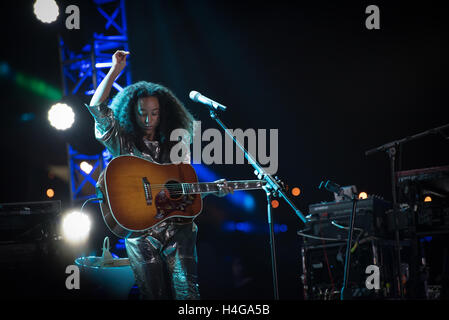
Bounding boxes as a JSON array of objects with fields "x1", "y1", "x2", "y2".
[{"x1": 154, "y1": 190, "x2": 195, "y2": 219}]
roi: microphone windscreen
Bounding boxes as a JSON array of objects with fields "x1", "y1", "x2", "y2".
[
  {"x1": 325, "y1": 180, "x2": 341, "y2": 194},
  {"x1": 189, "y1": 91, "x2": 200, "y2": 101}
]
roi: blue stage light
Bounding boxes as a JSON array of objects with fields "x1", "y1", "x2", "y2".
[
  {"x1": 222, "y1": 221, "x2": 236, "y2": 232},
  {"x1": 236, "y1": 222, "x2": 253, "y2": 233},
  {"x1": 420, "y1": 236, "x2": 432, "y2": 243},
  {"x1": 0, "y1": 61, "x2": 10, "y2": 76},
  {"x1": 191, "y1": 163, "x2": 218, "y2": 183},
  {"x1": 20, "y1": 113, "x2": 35, "y2": 122},
  {"x1": 192, "y1": 163, "x2": 257, "y2": 212},
  {"x1": 221, "y1": 221, "x2": 288, "y2": 234},
  {"x1": 115, "y1": 239, "x2": 126, "y2": 250},
  {"x1": 243, "y1": 194, "x2": 256, "y2": 211}
]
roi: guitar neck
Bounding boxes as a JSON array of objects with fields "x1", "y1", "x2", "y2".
[{"x1": 181, "y1": 180, "x2": 266, "y2": 195}]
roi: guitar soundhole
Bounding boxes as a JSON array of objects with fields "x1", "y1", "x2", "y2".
[{"x1": 165, "y1": 180, "x2": 183, "y2": 200}]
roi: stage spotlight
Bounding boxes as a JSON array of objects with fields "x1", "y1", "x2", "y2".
[
  {"x1": 358, "y1": 192, "x2": 368, "y2": 199},
  {"x1": 33, "y1": 0, "x2": 59, "y2": 23},
  {"x1": 424, "y1": 196, "x2": 432, "y2": 202},
  {"x1": 48, "y1": 103, "x2": 75, "y2": 130},
  {"x1": 271, "y1": 199, "x2": 279, "y2": 209},
  {"x1": 62, "y1": 211, "x2": 91, "y2": 244},
  {"x1": 291, "y1": 187, "x2": 301, "y2": 197},
  {"x1": 46, "y1": 188, "x2": 55, "y2": 198},
  {"x1": 80, "y1": 161, "x2": 93, "y2": 174}
]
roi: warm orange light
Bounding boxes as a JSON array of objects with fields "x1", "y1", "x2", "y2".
[
  {"x1": 292, "y1": 187, "x2": 301, "y2": 197},
  {"x1": 424, "y1": 196, "x2": 432, "y2": 202},
  {"x1": 271, "y1": 200, "x2": 279, "y2": 208},
  {"x1": 46, "y1": 188, "x2": 55, "y2": 198},
  {"x1": 358, "y1": 192, "x2": 368, "y2": 199}
]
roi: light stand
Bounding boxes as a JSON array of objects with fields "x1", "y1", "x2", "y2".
[
  {"x1": 340, "y1": 193, "x2": 358, "y2": 300},
  {"x1": 365, "y1": 122, "x2": 449, "y2": 299}
]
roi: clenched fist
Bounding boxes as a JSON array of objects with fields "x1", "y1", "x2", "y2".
[{"x1": 111, "y1": 50, "x2": 130, "y2": 73}]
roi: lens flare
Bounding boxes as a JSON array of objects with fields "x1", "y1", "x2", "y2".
[
  {"x1": 46, "y1": 188, "x2": 55, "y2": 198},
  {"x1": 358, "y1": 192, "x2": 368, "y2": 199},
  {"x1": 34, "y1": 0, "x2": 59, "y2": 23},
  {"x1": 48, "y1": 103, "x2": 75, "y2": 130},
  {"x1": 291, "y1": 187, "x2": 301, "y2": 197},
  {"x1": 62, "y1": 211, "x2": 91, "y2": 244},
  {"x1": 80, "y1": 161, "x2": 93, "y2": 174}
]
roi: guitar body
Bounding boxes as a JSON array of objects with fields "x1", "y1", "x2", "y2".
[{"x1": 97, "y1": 155, "x2": 202, "y2": 239}]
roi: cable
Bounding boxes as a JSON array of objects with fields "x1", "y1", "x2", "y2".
[
  {"x1": 80, "y1": 197, "x2": 102, "y2": 212},
  {"x1": 330, "y1": 220, "x2": 365, "y2": 253},
  {"x1": 297, "y1": 221, "x2": 365, "y2": 243},
  {"x1": 319, "y1": 217, "x2": 335, "y2": 295},
  {"x1": 297, "y1": 231, "x2": 343, "y2": 242},
  {"x1": 330, "y1": 220, "x2": 363, "y2": 233}
]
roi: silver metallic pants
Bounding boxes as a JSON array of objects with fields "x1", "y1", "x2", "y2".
[{"x1": 125, "y1": 221, "x2": 200, "y2": 300}]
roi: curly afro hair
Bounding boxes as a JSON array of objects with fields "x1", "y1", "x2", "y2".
[{"x1": 109, "y1": 81, "x2": 196, "y2": 147}]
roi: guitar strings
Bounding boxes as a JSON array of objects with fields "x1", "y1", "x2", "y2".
[
  {"x1": 138, "y1": 180, "x2": 264, "y2": 187},
  {"x1": 132, "y1": 182, "x2": 265, "y2": 196},
  {"x1": 136, "y1": 188, "x2": 264, "y2": 197},
  {"x1": 137, "y1": 183, "x2": 265, "y2": 191},
  {"x1": 118, "y1": 180, "x2": 266, "y2": 196},
  {"x1": 137, "y1": 185, "x2": 264, "y2": 191}
]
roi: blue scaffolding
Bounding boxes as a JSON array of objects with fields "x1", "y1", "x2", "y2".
[
  {"x1": 66, "y1": 144, "x2": 113, "y2": 202},
  {"x1": 60, "y1": 0, "x2": 130, "y2": 203},
  {"x1": 58, "y1": 0, "x2": 131, "y2": 97}
]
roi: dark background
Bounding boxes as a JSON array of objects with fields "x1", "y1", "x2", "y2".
[{"x1": 0, "y1": 0, "x2": 447, "y2": 299}]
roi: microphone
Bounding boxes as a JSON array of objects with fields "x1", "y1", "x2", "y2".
[
  {"x1": 189, "y1": 91, "x2": 227, "y2": 111},
  {"x1": 319, "y1": 180, "x2": 342, "y2": 194},
  {"x1": 319, "y1": 180, "x2": 357, "y2": 201}
]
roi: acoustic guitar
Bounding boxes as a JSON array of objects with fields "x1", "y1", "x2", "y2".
[{"x1": 96, "y1": 155, "x2": 267, "y2": 238}]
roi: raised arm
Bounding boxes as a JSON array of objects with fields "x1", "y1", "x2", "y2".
[
  {"x1": 85, "y1": 50, "x2": 129, "y2": 157},
  {"x1": 89, "y1": 50, "x2": 130, "y2": 106}
]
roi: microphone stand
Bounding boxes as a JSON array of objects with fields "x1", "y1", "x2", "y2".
[
  {"x1": 205, "y1": 107, "x2": 309, "y2": 300},
  {"x1": 340, "y1": 193, "x2": 358, "y2": 300},
  {"x1": 364, "y1": 123, "x2": 449, "y2": 299},
  {"x1": 319, "y1": 181, "x2": 358, "y2": 300}
]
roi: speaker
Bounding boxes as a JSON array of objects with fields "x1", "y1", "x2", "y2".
[{"x1": 0, "y1": 201, "x2": 61, "y2": 242}]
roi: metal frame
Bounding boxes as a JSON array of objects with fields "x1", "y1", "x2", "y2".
[
  {"x1": 62, "y1": 1, "x2": 129, "y2": 202},
  {"x1": 58, "y1": 0, "x2": 131, "y2": 97},
  {"x1": 67, "y1": 144, "x2": 103, "y2": 203}
]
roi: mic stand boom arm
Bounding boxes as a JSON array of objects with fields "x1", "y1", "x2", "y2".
[
  {"x1": 365, "y1": 123, "x2": 449, "y2": 156},
  {"x1": 208, "y1": 109, "x2": 308, "y2": 224},
  {"x1": 206, "y1": 107, "x2": 309, "y2": 300}
]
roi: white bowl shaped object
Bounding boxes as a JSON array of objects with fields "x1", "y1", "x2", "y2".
[{"x1": 75, "y1": 256, "x2": 135, "y2": 299}]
